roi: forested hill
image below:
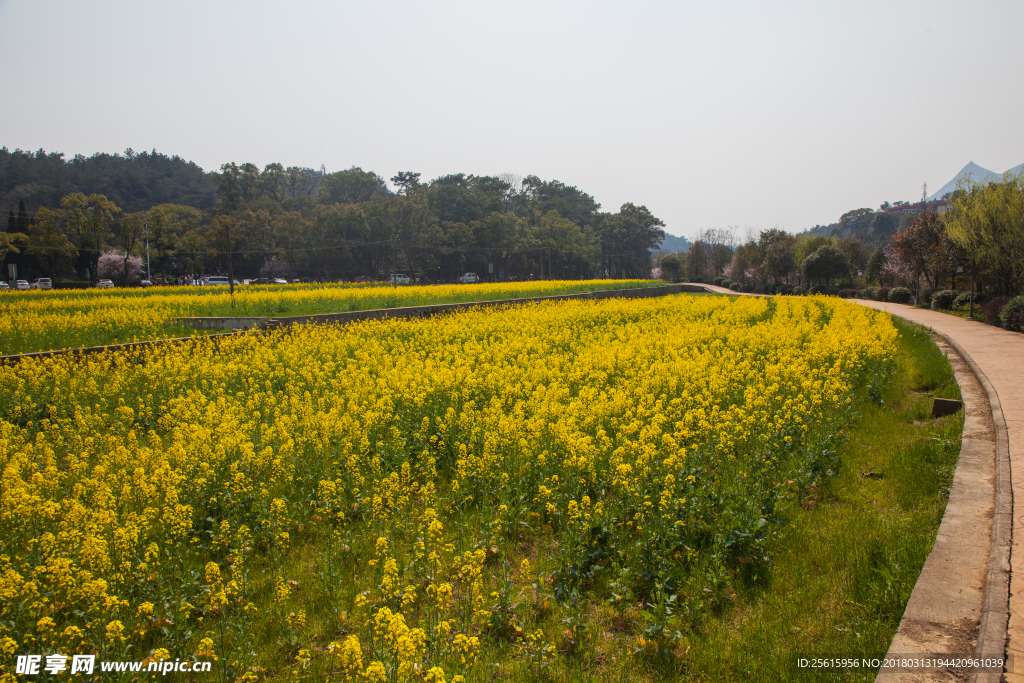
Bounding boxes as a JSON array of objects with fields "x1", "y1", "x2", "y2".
[
  {"x1": 2, "y1": 148, "x2": 667, "y2": 282},
  {"x1": 0, "y1": 147, "x2": 217, "y2": 213},
  {"x1": 795, "y1": 208, "x2": 899, "y2": 249}
]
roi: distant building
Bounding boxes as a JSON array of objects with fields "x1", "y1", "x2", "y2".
[{"x1": 880, "y1": 200, "x2": 950, "y2": 216}]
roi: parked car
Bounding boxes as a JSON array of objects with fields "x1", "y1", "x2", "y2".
[
  {"x1": 458, "y1": 272, "x2": 480, "y2": 284},
  {"x1": 15, "y1": 280, "x2": 30, "y2": 290},
  {"x1": 139, "y1": 279, "x2": 153, "y2": 287},
  {"x1": 389, "y1": 273, "x2": 411, "y2": 285},
  {"x1": 0, "y1": 281, "x2": 8, "y2": 291},
  {"x1": 96, "y1": 279, "x2": 114, "y2": 289},
  {"x1": 274, "y1": 278, "x2": 288, "y2": 285},
  {"x1": 354, "y1": 276, "x2": 375, "y2": 283},
  {"x1": 30, "y1": 278, "x2": 53, "y2": 290},
  {"x1": 204, "y1": 276, "x2": 230, "y2": 286}
]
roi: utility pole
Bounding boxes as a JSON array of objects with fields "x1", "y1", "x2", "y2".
[
  {"x1": 969, "y1": 260, "x2": 976, "y2": 319},
  {"x1": 144, "y1": 221, "x2": 151, "y2": 281},
  {"x1": 392, "y1": 239, "x2": 397, "y2": 290},
  {"x1": 226, "y1": 222, "x2": 235, "y2": 301}
]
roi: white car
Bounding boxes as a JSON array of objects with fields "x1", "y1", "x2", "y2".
[
  {"x1": 0, "y1": 281, "x2": 8, "y2": 291},
  {"x1": 15, "y1": 280, "x2": 30, "y2": 290},
  {"x1": 389, "y1": 273, "x2": 411, "y2": 285},
  {"x1": 30, "y1": 278, "x2": 53, "y2": 290},
  {"x1": 458, "y1": 272, "x2": 480, "y2": 284},
  {"x1": 273, "y1": 278, "x2": 288, "y2": 285},
  {"x1": 204, "y1": 276, "x2": 230, "y2": 286},
  {"x1": 96, "y1": 279, "x2": 114, "y2": 289}
]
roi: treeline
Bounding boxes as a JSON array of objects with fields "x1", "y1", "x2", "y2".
[
  {"x1": 655, "y1": 172, "x2": 1024, "y2": 303},
  {"x1": 0, "y1": 147, "x2": 216, "y2": 213},
  {"x1": 1, "y1": 156, "x2": 666, "y2": 283},
  {"x1": 656, "y1": 226, "x2": 879, "y2": 293}
]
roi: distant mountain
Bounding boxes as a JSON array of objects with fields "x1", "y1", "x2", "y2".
[
  {"x1": 928, "y1": 161, "x2": 1024, "y2": 201},
  {"x1": 654, "y1": 232, "x2": 691, "y2": 253}
]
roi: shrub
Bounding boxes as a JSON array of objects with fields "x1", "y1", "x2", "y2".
[
  {"x1": 999, "y1": 296, "x2": 1024, "y2": 332},
  {"x1": 862, "y1": 287, "x2": 878, "y2": 300},
  {"x1": 931, "y1": 290, "x2": 958, "y2": 309},
  {"x1": 741, "y1": 283, "x2": 754, "y2": 293},
  {"x1": 839, "y1": 288, "x2": 859, "y2": 299},
  {"x1": 729, "y1": 282, "x2": 741, "y2": 292},
  {"x1": 920, "y1": 288, "x2": 934, "y2": 305},
  {"x1": 889, "y1": 287, "x2": 912, "y2": 304},
  {"x1": 713, "y1": 277, "x2": 725, "y2": 286},
  {"x1": 722, "y1": 278, "x2": 734, "y2": 288},
  {"x1": 808, "y1": 284, "x2": 827, "y2": 295},
  {"x1": 792, "y1": 286, "x2": 804, "y2": 295},
  {"x1": 877, "y1": 287, "x2": 890, "y2": 302},
  {"x1": 781, "y1": 285, "x2": 794, "y2": 295},
  {"x1": 953, "y1": 291, "x2": 984, "y2": 309},
  {"x1": 826, "y1": 286, "x2": 840, "y2": 296},
  {"x1": 690, "y1": 276, "x2": 705, "y2": 283},
  {"x1": 983, "y1": 296, "x2": 1010, "y2": 324}
]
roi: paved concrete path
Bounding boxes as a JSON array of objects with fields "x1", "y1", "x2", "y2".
[{"x1": 849, "y1": 300, "x2": 1023, "y2": 681}]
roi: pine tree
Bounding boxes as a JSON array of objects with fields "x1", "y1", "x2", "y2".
[{"x1": 16, "y1": 200, "x2": 30, "y2": 233}]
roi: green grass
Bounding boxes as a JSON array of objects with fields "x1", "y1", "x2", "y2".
[{"x1": 670, "y1": 318, "x2": 962, "y2": 682}]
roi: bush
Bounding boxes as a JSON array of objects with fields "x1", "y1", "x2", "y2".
[
  {"x1": 826, "y1": 286, "x2": 840, "y2": 296},
  {"x1": 729, "y1": 282, "x2": 741, "y2": 292},
  {"x1": 713, "y1": 277, "x2": 725, "y2": 286},
  {"x1": 839, "y1": 288, "x2": 859, "y2": 299},
  {"x1": 931, "y1": 290, "x2": 958, "y2": 309},
  {"x1": 722, "y1": 278, "x2": 734, "y2": 288},
  {"x1": 983, "y1": 296, "x2": 1010, "y2": 324},
  {"x1": 792, "y1": 286, "x2": 804, "y2": 296},
  {"x1": 781, "y1": 285, "x2": 794, "y2": 295},
  {"x1": 877, "y1": 287, "x2": 890, "y2": 302},
  {"x1": 920, "y1": 288, "x2": 933, "y2": 305},
  {"x1": 690, "y1": 276, "x2": 705, "y2": 283},
  {"x1": 999, "y1": 296, "x2": 1024, "y2": 332},
  {"x1": 953, "y1": 291, "x2": 984, "y2": 309},
  {"x1": 889, "y1": 287, "x2": 913, "y2": 304},
  {"x1": 808, "y1": 284, "x2": 827, "y2": 295},
  {"x1": 862, "y1": 287, "x2": 878, "y2": 300},
  {"x1": 741, "y1": 283, "x2": 754, "y2": 293}
]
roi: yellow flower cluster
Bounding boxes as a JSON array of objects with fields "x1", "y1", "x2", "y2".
[
  {"x1": 0, "y1": 279, "x2": 653, "y2": 354},
  {"x1": 0, "y1": 293, "x2": 896, "y2": 678}
]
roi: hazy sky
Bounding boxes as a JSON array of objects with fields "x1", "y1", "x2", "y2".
[{"x1": 1, "y1": 0, "x2": 1021, "y2": 238}]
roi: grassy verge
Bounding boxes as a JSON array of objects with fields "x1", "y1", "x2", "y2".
[{"x1": 673, "y1": 318, "x2": 962, "y2": 682}]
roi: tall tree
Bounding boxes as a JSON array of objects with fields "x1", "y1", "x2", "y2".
[
  {"x1": 319, "y1": 167, "x2": 391, "y2": 204},
  {"x1": 27, "y1": 207, "x2": 77, "y2": 277},
  {"x1": 61, "y1": 192, "x2": 121, "y2": 282},
  {"x1": 390, "y1": 171, "x2": 421, "y2": 195},
  {"x1": 118, "y1": 213, "x2": 146, "y2": 284},
  {"x1": 945, "y1": 172, "x2": 1024, "y2": 296},
  {"x1": 801, "y1": 244, "x2": 851, "y2": 287}
]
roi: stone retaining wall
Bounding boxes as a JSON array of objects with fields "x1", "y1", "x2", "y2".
[{"x1": 176, "y1": 284, "x2": 711, "y2": 331}]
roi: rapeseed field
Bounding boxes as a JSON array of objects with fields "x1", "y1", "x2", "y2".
[
  {"x1": 0, "y1": 280, "x2": 655, "y2": 355},
  {"x1": 0, "y1": 294, "x2": 898, "y2": 681}
]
